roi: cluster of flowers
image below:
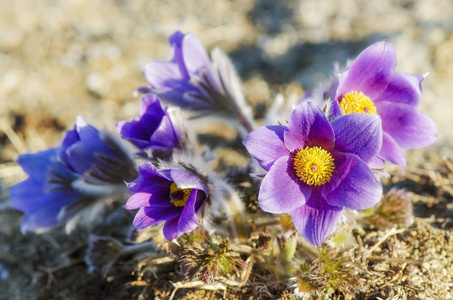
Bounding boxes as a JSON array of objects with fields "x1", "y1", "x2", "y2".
[{"x1": 10, "y1": 31, "x2": 437, "y2": 249}]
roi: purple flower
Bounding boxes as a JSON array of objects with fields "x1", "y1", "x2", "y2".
[
  {"x1": 61, "y1": 116, "x2": 137, "y2": 185},
  {"x1": 115, "y1": 95, "x2": 181, "y2": 158},
  {"x1": 331, "y1": 42, "x2": 437, "y2": 167},
  {"x1": 9, "y1": 118, "x2": 139, "y2": 234},
  {"x1": 124, "y1": 163, "x2": 208, "y2": 240},
  {"x1": 243, "y1": 101, "x2": 383, "y2": 246},
  {"x1": 144, "y1": 31, "x2": 255, "y2": 132},
  {"x1": 9, "y1": 148, "x2": 83, "y2": 233}
]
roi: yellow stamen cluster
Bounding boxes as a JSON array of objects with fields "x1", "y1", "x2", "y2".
[
  {"x1": 293, "y1": 146, "x2": 335, "y2": 186},
  {"x1": 169, "y1": 182, "x2": 192, "y2": 207},
  {"x1": 339, "y1": 91, "x2": 377, "y2": 115}
]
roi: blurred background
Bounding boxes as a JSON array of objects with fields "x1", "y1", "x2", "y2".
[
  {"x1": 1, "y1": 0, "x2": 453, "y2": 298},
  {"x1": 1, "y1": 0, "x2": 452, "y2": 161}
]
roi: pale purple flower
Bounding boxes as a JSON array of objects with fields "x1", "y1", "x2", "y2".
[
  {"x1": 124, "y1": 163, "x2": 208, "y2": 240},
  {"x1": 9, "y1": 148, "x2": 84, "y2": 233},
  {"x1": 115, "y1": 95, "x2": 181, "y2": 159},
  {"x1": 244, "y1": 101, "x2": 383, "y2": 246},
  {"x1": 330, "y1": 42, "x2": 437, "y2": 167},
  {"x1": 144, "y1": 31, "x2": 255, "y2": 132}
]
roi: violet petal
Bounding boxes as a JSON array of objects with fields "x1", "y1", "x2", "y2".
[
  {"x1": 284, "y1": 101, "x2": 335, "y2": 152},
  {"x1": 337, "y1": 42, "x2": 396, "y2": 100},
  {"x1": 376, "y1": 101, "x2": 437, "y2": 149},
  {"x1": 322, "y1": 152, "x2": 382, "y2": 210},
  {"x1": 331, "y1": 113, "x2": 382, "y2": 163},
  {"x1": 243, "y1": 125, "x2": 289, "y2": 171},
  {"x1": 258, "y1": 156, "x2": 311, "y2": 214},
  {"x1": 379, "y1": 132, "x2": 407, "y2": 167},
  {"x1": 373, "y1": 72, "x2": 423, "y2": 107},
  {"x1": 176, "y1": 190, "x2": 200, "y2": 236},
  {"x1": 132, "y1": 207, "x2": 161, "y2": 229},
  {"x1": 291, "y1": 192, "x2": 343, "y2": 247}
]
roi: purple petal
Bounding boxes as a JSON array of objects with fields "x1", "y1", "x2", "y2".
[
  {"x1": 61, "y1": 128, "x2": 80, "y2": 149},
  {"x1": 376, "y1": 101, "x2": 437, "y2": 149},
  {"x1": 162, "y1": 217, "x2": 180, "y2": 240},
  {"x1": 145, "y1": 61, "x2": 187, "y2": 87},
  {"x1": 331, "y1": 113, "x2": 382, "y2": 163},
  {"x1": 243, "y1": 125, "x2": 289, "y2": 171},
  {"x1": 140, "y1": 94, "x2": 166, "y2": 117},
  {"x1": 337, "y1": 42, "x2": 396, "y2": 100},
  {"x1": 169, "y1": 31, "x2": 189, "y2": 77},
  {"x1": 258, "y1": 156, "x2": 311, "y2": 214},
  {"x1": 16, "y1": 148, "x2": 58, "y2": 183},
  {"x1": 291, "y1": 192, "x2": 343, "y2": 247},
  {"x1": 181, "y1": 33, "x2": 212, "y2": 76},
  {"x1": 10, "y1": 180, "x2": 81, "y2": 213},
  {"x1": 149, "y1": 115, "x2": 179, "y2": 149},
  {"x1": 368, "y1": 156, "x2": 385, "y2": 169},
  {"x1": 20, "y1": 205, "x2": 63, "y2": 234},
  {"x1": 160, "y1": 169, "x2": 208, "y2": 195},
  {"x1": 74, "y1": 116, "x2": 98, "y2": 142},
  {"x1": 374, "y1": 72, "x2": 424, "y2": 107},
  {"x1": 124, "y1": 185, "x2": 171, "y2": 210},
  {"x1": 284, "y1": 101, "x2": 335, "y2": 152},
  {"x1": 127, "y1": 174, "x2": 169, "y2": 195},
  {"x1": 379, "y1": 132, "x2": 406, "y2": 167},
  {"x1": 144, "y1": 205, "x2": 182, "y2": 221},
  {"x1": 322, "y1": 153, "x2": 382, "y2": 210},
  {"x1": 132, "y1": 207, "x2": 160, "y2": 229},
  {"x1": 177, "y1": 190, "x2": 200, "y2": 236}
]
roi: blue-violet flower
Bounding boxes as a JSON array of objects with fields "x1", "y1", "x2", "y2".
[
  {"x1": 115, "y1": 94, "x2": 181, "y2": 159},
  {"x1": 9, "y1": 148, "x2": 84, "y2": 233},
  {"x1": 124, "y1": 163, "x2": 208, "y2": 240},
  {"x1": 10, "y1": 117, "x2": 138, "y2": 233},
  {"x1": 243, "y1": 101, "x2": 383, "y2": 246},
  {"x1": 60, "y1": 116, "x2": 137, "y2": 187}
]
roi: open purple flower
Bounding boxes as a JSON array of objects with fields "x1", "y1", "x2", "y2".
[
  {"x1": 124, "y1": 163, "x2": 208, "y2": 240},
  {"x1": 61, "y1": 116, "x2": 137, "y2": 186},
  {"x1": 330, "y1": 42, "x2": 437, "y2": 167},
  {"x1": 243, "y1": 101, "x2": 383, "y2": 246},
  {"x1": 144, "y1": 31, "x2": 255, "y2": 132},
  {"x1": 115, "y1": 95, "x2": 181, "y2": 158},
  {"x1": 9, "y1": 148, "x2": 84, "y2": 233}
]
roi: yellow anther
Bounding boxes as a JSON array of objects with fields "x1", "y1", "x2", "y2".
[
  {"x1": 169, "y1": 182, "x2": 192, "y2": 207},
  {"x1": 293, "y1": 146, "x2": 335, "y2": 186},
  {"x1": 339, "y1": 91, "x2": 377, "y2": 115}
]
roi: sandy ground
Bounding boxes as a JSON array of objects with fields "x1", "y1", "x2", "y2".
[{"x1": 1, "y1": 0, "x2": 453, "y2": 299}]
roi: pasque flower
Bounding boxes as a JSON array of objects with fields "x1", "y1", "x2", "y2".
[
  {"x1": 115, "y1": 94, "x2": 181, "y2": 158},
  {"x1": 243, "y1": 101, "x2": 383, "y2": 246},
  {"x1": 61, "y1": 116, "x2": 137, "y2": 187},
  {"x1": 10, "y1": 117, "x2": 137, "y2": 233},
  {"x1": 330, "y1": 42, "x2": 437, "y2": 167},
  {"x1": 144, "y1": 31, "x2": 255, "y2": 133},
  {"x1": 124, "y1": 163, "x2": 208, "y2": 240},
  {"x1": 9, "y1": 148, "x2": 84, "y2": 233}
]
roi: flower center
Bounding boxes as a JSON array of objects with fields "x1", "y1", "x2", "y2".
[
  {"x1": 169, "y1": 182, "x2": 192, "y2": 207},
  {"x1": 339, "y1": 91, "x2": 377, "y2": 115},
  {"x1": 293, "y1": 146, "x2": 335, "y2": 186}
]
